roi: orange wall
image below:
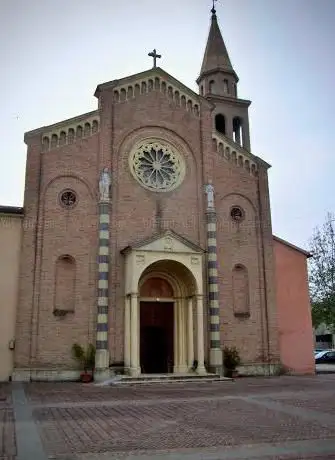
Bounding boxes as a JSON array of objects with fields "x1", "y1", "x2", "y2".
[{"x1": 273, "y1": 238, "x2": 315, "y2": 374}]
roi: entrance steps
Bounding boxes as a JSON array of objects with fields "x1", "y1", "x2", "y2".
[{"x1": 99, "y1": 372, "x2": 232, "y2": 386}]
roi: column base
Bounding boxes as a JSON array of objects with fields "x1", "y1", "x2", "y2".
[
  {"x1": 209, "y1": 348, "x2": 222, "y2": 369},
  {"x1": 208, "y1": 364, "x2": 223, "y2": 376},
  {"x1": 94, "y1": 368, "x2": 111, "y2": 382},
  {"x1": 196, "y1": 365, "x2": 207, "y2": 375},
  {"x1": 129, "y1": 366, "x2": 141, "y2": 377},
  {"x1": 95, "y1": 349, "x2": 109, "y2": 370},
  {"x1": 178, "y1": 364, "x2": 188, "y2": 373}
]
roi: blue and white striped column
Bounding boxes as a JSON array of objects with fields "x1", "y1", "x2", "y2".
[
  {"x1": 95, "y1": 168, "x2": 111, "y2": 378},
  {"x1": 205, "y1": 181, "x2": 223, "y2": 374}
]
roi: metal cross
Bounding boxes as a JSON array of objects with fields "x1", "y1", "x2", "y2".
[
  {"x1": 212, "y1": 0, "x2": 218, "y2": 14},
  {"x1": 148, "y1": 49, "x2": 161, "y2": 68}
]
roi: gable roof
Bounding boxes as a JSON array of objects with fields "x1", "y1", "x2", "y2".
[{"x1": 94, "y1": 67, "x2": 209, "y2": 106}]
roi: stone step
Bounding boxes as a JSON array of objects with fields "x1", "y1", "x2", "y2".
[{"x1": 101, "y1": 373, "x2": 233, "y2": 386}]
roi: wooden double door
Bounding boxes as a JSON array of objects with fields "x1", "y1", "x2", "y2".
[{"x1": 140, "y1": 301, "x2": 174, "y2": 374}]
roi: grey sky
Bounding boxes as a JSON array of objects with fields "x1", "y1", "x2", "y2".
[{"x1": 1, "y1": 0, "x2": 334, "y2": 249}]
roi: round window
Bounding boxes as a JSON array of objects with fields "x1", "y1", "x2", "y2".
[
  {"x1": 59, "y1": 189, "x2": 77, "y2": 208},
  {"x1": 129, "y1": 140, "x2": 185, "y2": 192},
  {"x1": 230, "y1": 206, "x2": 244, "y2": 222}
]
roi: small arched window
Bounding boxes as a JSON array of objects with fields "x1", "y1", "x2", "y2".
[
  {"x1": 209, "y1": 80, "x2": 215, "y2": 94},
  {"x1": 42, "y1": 136, "x2": 50, "y2": 152},
  {"x1": 59, "y1": 131, "x2": 66, "y2": 146},
  {"x1": 233, "y1": 117, "x2": 243, "y2": 146},
  {"x1": 223, "y1": 79, "x2": 229, "y2": 94},
  {"x1": 215, "y1": 114, "x2": 226, "y2": 136},
  {"x1": 51, "y1": 134, "x2": 58, "y2": 149},
  {"x1": 68, "y1": 128, "x2": 75, "y2": 144},
  {"x1": 76, "y1": 126, "x2": 83, "y2": 139}
]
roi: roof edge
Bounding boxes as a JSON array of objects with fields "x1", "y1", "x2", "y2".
[
  {"x1": 24, "y1": 110, "x2": 99, "y2": 140},
  {"x1": 0, "y1": 206, "x2": 24, "y2": 216},
  {"x1": 273, "y1": 235, "x2": 312, "y2": 258},
  {"x1": 95, "y1": 67, "x2": 201, "y2": 102}
]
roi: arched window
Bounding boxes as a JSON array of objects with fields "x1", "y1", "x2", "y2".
[
  {"x1": 42, "y1": 136, "x2": 50, "y2": 152},
  {"x1": 76, "y1": 125, "x2": 83, "y2": 139},
  {"x1": 200, "y1": 85, "x2": 204, "y2": 96},
  {"x1": 54, "y1": 255, "x2": 76, "y2": 314},
  {"x1": 51, "y1": 134, "x2": 58, "y2": 149},
  {"x1": 68, "y1": 128, "x2": 75, "y2": 144},
  {"x1": 92, "y1": 120, "x2": 99, "y2": 134},
  {"x1": 209, "y1": 80, "x2": 215, "y2": 94},
  {"x1": 233, "y1": 117, "x2": 243, "y2": 146},
  {"x1": 233, "y1": 82, "x2": 238, "y2": 97},
  {"x1": 59, "y1": 131, "x2": 66, "y2": 146},
  {"x1": 215, "y1": 114, "x2": 226, "y2": 135},
  {"x1": 223, "y1": 79, "x2": 229, "y2": 94},
  {"x1": 84, "y1": 122, "x2": 91, "y2": 137},
  {"x1": 232, "y1": 264, "x2": 250, "y2": 317}
]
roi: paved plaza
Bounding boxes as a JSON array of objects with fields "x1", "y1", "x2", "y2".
[{"x1": 2, "y1": 374, "x2": 335, "y2": 459}]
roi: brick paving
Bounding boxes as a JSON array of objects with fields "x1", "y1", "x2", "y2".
[{"x1": 5, "y1": 375, "x2": 335, "y2": 459}]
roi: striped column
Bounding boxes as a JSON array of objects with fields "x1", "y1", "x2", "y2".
[
  {"x1": 206, "y1": 199, "x2": 223, "y2": 374},
  {"x1": 95, "y1": 200, "x2": 110, "y2": 375}
]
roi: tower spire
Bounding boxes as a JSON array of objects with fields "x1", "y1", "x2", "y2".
[{"x1": 199, "y1": 5, "x2": 235, "y2": 79}]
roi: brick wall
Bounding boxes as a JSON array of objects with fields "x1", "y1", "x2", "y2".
[{"x1": 15, "y1": 78, "x2": 279, "y2": 368}]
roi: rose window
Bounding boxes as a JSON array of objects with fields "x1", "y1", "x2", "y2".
[
  {"x1": 129, "y1": 141, "x2": 185, "y2": 192},
  {"x1": 59, "y1": 190, "x2": 77, "y2": 208}
]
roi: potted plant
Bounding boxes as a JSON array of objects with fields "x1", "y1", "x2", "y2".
[
  {"x1": 72, "y1": 343, "x2": 96, "y2": 383},
  {"x1": 223, "y1": 346, "x2": 241, "y2": 378}
]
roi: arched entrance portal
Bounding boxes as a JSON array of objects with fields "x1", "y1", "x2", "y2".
[{"x1": 123, "y1": 257, "x2": 206, "y2": 377}]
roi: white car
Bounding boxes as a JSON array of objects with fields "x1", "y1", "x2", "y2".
[{"x1": 315, "y1": 349, "x2": 335, "y2": 363}]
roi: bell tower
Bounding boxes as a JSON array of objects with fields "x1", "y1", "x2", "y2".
[{"x1": 197, "y1": 5, "x2": 251, "y2": 152}]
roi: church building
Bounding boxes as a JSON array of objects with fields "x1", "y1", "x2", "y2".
[{"x1": 0, "y1": 7, "x2": 315, "y2": 381}]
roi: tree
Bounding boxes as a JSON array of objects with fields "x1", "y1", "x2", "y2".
[{"x1": 309, "y1": 212, "x2": 335, "y2": 331}]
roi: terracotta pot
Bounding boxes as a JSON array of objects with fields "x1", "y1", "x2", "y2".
[{"x1": 80, "y1": 372, "x2": 93, "y2": 383}]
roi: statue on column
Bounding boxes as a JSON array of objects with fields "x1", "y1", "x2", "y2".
[
  {"x1": 204, "y1": 179, "x2": 215, "y2": 209},
  {"x1": 99, "y1": 167, "x2": 111, "y2": 202}
]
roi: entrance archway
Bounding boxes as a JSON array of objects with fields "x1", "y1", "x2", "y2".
[
  {"x1": 122, "y1": 259, "x2": 205, "y2": 376},
  {"x1": 122, "y1": 234, "x2": 206, "y2": 377}
]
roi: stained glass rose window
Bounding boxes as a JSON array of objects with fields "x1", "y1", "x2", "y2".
[{"x1": 129, "y1": 141, "x2": 185, "y2": 192}]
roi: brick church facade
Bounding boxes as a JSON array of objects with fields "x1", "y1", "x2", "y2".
[{"x1": 2, "y1": 8, "x2": 315, "y2": 381}]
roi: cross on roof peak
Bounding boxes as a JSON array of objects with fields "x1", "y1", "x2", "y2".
[{"x1": 148, "y1": 49, "x2": 162, "y2": 68}]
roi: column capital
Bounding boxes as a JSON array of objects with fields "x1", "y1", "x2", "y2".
[
  {"x1": 196, "y1": 294, "x2": 204, "y2": 300},
  {"x1": 129, "y1": 292, "x2": 139, "y2": 299}
]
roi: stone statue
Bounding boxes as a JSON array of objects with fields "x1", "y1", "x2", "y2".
[
  {"x1": 99, "y1": 167, "x2": 111, "y2": 202},
  {"x1": 204, "y1": 180, "x2": 215, "y2": 209}
]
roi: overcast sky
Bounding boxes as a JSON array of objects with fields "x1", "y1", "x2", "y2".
[{"x1": 1, "y1": 0, "x2": 334, "y2": 250}]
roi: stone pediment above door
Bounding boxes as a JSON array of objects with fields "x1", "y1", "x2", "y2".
[
  {"x1": 121, "y1": 230, "x2": 204, "y2": 295},
  {"x1": 121, "y1": 230, "x2": 204, "y2": 255}
]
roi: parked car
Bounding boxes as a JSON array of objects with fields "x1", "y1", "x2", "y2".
[
  {"x1": 315, "y1": 349, "x2": 335, "y2": 364},
  {"x1": 314, "y1": 349, "x2": 324, "y2": 355}
]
